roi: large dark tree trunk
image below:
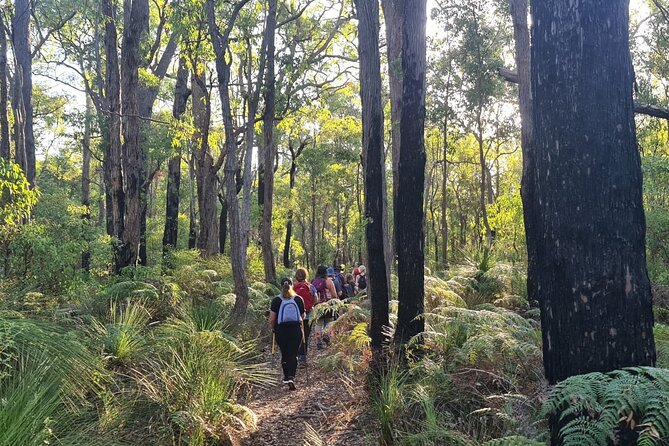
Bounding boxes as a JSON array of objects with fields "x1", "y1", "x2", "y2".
[
  {"x1": 116, "y1": 0, "x2": 149, "y2": 271},
  {"x1": 207, "y1": 0, "x2": 251, "y2": 321},
  {"x1": 394, "y1": 0, "x2": 427, "y2": 347},
  {"x1": 355, "y1": 0, "x2": 391, "y2": 362},
  {"x1": 260, "y1": 0, "x2": 278, "y2": 284},
  {"x1": 192, "y1": 71, "x2": 219, "y2": 256},
  {"x1": 102, "y1": 0, "x2": 125, "y2": 250},
  {"x1": 188, "y1": 153, "x2": 198, "y2": 249},
  {"x1": 219, "y1": 193, "x2": 227, "y2": 254},
  {"x1": 12, "y1": 0, "x2": 35, "y2": 186},
  {"x1": 0, "y1": 21, "x2": 9, "y2": 160},
  {"x1": 163, "y1": 57, "x2": 189, "y2": 255},
  {"x1": 527, "y1": 0, "x2": 655, "y2": 384}
]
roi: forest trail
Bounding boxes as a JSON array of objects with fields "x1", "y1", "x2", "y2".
[{"x1": 242, "y1": 343, "x2": 371, "y2": 446}]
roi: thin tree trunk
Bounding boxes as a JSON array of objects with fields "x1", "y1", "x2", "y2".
[
  {"x1": 82, "y1": 96, "x2": 93, "y2": 272},
  {"x1": 260, "y1": 0, "x2": 278, "y2": 283},
  {"x1": 188, "y1": 151, "x2": 197, "y2": 249},
  {"x1": 116, "y1": 0, "x2": 149, "y2": 271},
  {"x1": 207, "y1": 0, "x2": 251, "y2": 321},
  {"x1": 102, "y1": 0, "x2": 125, "y2": 253},
  {"x1": 478, "y1": 132, "x2": 493, "y2": 248},
  {"x1": 219, "y1": 193, "x2": 227, "y2": 254},
  {"x1": 0, "y1": 22, "x2": 9, "y2": 160},
  {"x1": 395, "y1": 0, "x2": 427, "y2": 347},
  {"x1": 163, "y1": 57, "x2": 189, "y2": 255},
  {"x1": 192, "y1": 70, "x2": 219, "y2": 256},
  {"x1": 283, "y1": 154, "x2": 298, "y2": 268},
  {"x1": 12, "y1": 0, "x2": 35, "y2": 186},
  {"x1": 440, "y1": 117, "x2": 449, "y2": 270},
  {"x1": 528, "y1": 0, "x2": 655, "y2": 384},
  {"x1": 355, "y1": 0, "x2": 391, "y2": 363}
]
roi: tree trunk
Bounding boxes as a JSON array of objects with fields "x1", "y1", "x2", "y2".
[
  {"x1": 394, "y1": 0, "x2": 427, "y2": 347},
  {"x1": 116, "y1": 0, "x2": 149, "y2": 271},
  {"x1": 219, "y1": 193, "x2": 228, "y2": 254},
  {"x1": 12, "y1": 0, "x2": 35, "y2": 186},
  {"x1": 478, "y1": 132, "x2": 493, "y2": 247},
  {"x1": 188, "y1": 152, "x2": 197, "y2": 249},
  {"x1": 355, "y1": 0, "x2": 391, "y2": 362},
  {"x1": 192, "y1": 70, "x2": 219, "y2": 256},
  {"x1": 102, "y1": 0, "x2": 125, "y2": 251},
  {"x1": 163, "y1": 57, "x2": 189, "y2": 255},
  {"x1": 207, "y1": 0, "x2": 251, "y2": 321},
  {"x1": 0, "y1": 21, "x2": 9, "y2": 160},
  {"x1": 260, "y1": 0, "x2": 278, "y2": 284},
  {"x1": 527, "y1": 0, "x2": 656, "y2": 384},
  {"x1": 381, "y1": 0, "x2": 404, "y2": 245},
  {"x1": 441, "y1": 117, "x2": 449, "y2": 271},
  {"x1": 283, "y1": 157, "x2": 298, "y2": 268},
  {"x1": 82, "y1": 96, "x2": 93, "y2": 272}
]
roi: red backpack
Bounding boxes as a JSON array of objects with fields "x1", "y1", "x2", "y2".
[{"x1": 294, "y1": 281, "x2": 316, "y2": 312}]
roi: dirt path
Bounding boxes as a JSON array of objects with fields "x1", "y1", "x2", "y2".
[{"x1": 242, "y1": 344, "x2": 372, "y2": 446}]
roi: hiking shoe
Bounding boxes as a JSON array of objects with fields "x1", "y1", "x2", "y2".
[
  {"x1": 323, "y1": 333, "x2": 331, "y2": 346},
  {"x1": 298, "y1": 355, "x2": 307, "y2": 364},
  {"x1": 286, "y1": 379, "x2": 296, "y2": 391},
  {"x1": 316, "y1": 341, "x2": 324, "y2": 350}
]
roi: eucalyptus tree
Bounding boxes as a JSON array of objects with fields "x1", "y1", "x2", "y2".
[
  {"x1": 354, "y1": 0, "x2": 391, "y2": 364},
  {"x1": 528, "y1": 0, "x2": 655, "y2": 383},
  {"x1": 394, "y1": 0, "x2": 427, "y2": 347},
  {"x1": 0, "y1": 18, "x2": 9, "y2": 159}
]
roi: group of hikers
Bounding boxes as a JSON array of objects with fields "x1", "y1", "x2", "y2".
[{"x1": 268, "y1": 264, "x2": 368, "y2": 390}]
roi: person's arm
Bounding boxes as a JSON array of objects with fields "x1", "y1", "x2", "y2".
[
  {"x1": 269, "y1": 311, "x2": 277, "y2": 329},
  {"x1": 269, "y1": 297, "x2": 279, "y2": 329}
]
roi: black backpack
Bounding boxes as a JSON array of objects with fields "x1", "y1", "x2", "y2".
[{"x1": 358, "y1": 274, "x2": 367, "y2": 290}]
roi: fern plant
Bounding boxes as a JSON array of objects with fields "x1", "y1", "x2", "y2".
[{"x1": 542, "y1": 367, "x2": 669, "y2": 446}]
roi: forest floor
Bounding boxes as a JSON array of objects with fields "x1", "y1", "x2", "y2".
[{"x1": 241, "y1": 341, "x2": 372, "y2": 446}]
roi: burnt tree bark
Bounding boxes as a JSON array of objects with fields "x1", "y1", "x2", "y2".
[
  {"x1": 116, "y1": 0, "x2": 149, "y2": 271},
  {"x1": 11, "y1": 0, "x2": 35, "y2": 185},
  {"x1": 394, "y1": 0, "x2": 427, "y2": 347},
  {"x1": 102, "y1": 0, "x2": 125, "y2": 249},
  {"x1": 355, "y1": 0, "x2": 391, "y2": 362},
  {"x1": 0, "y1": 22, "x2": 9, "y2": 160},
  {"x1": 163, "y1": 57, "x2": 190, "y2": 255},
  {"x1": 528, "y1": 0, "x2": 656, "y2": 384},
  {"x1": 282, "y1": 139, "x2": 307, "y2": 268},
  {"x1": 207, "y1": 0, "x2": 251, "y2": 321},
  {"x1": 260, "y1": 0, "x2": 278, "y2": 284}
]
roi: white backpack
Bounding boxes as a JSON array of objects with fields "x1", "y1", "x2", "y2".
[{"x1": 277, "y1": 296, "x2": 302, "y2": 324}]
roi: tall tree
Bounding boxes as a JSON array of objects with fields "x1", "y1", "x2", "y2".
[
  {"x1": 354, "y1": 0, "x2": 391, "y2": 363},
  {"x1": 192, "y1": 68, "x2": 220, "y2": 256},
  {"x1": 12, "y1": 0, "x2": 35, "y2": 185},
  {"x1": 394, "y1": 0, "x2": 427, "y2": 346},
  {"x1": 260, "y1": 0, "x2": 278, "y2": 283},
  {"x1": 0, "y1": 20, "x2": 9, "y2": 160},
  {"x1": 102, "y1": 0, "x2": 125, "y2": 253},
  {"x1": 81, "y1": 96, "x2": 93, "y2": 272},
  {"x1": 282, "y1": 138, "x2": 308, "y2": 268},
  {"x1": 207, "y1": 0, "x2": 251, "y2": 321},
  {"x1": 163, "y1": 56, "x2": 190, "y2": 255},
  {"x1": 116, "y1": 0, "x2": 150, "y2": 270},
  {"x1": 527, "y1": 0, "x2": 656, "y2": 384}
]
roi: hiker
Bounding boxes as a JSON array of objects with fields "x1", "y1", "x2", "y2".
[
  {"x1": 328, "y1": 266, "x2": 343, "y2": 298},
  {"x1": 293, "y1": 268, "x2": 317, "y2": 363},
  {"x1": 344, "y1": 273, "x2": 356, "y2": 298},
  {"x1": 355, "y1": 265, "x2": 367, "y2": 294},
  {"x1": 269, "y1": 277, "x2": 306, "y2": 390},
  {"x1": 312, "y1": 265, "x2": 338, "y2": 349},
  {"x1": 334, "y1": 264, "x2": 347, "y2": 296}
]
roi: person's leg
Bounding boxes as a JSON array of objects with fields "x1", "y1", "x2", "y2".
[
  {"x1": 275, "y1": 326, "x2": 291, "y2": 381},
  {"x1": 285, "y1": 326, "x2": 302, "y2": 380},
  {"x1": 300, "y1": 316, "x2": 312, "y2": 360}
]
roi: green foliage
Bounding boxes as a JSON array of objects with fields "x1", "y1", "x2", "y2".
[
  {"x1": 542, "y1": 367, "x2": 669, "y2": 446},
  {"x1": 0, "y1": 160, "x2": 39, "y2": 228},
  {"x1": 95, "y1": 300, "x2": 151, "y2": 366}
]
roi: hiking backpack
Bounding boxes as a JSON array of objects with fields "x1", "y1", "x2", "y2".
[
  {"x1": 293, "y1": 281, "x2": 316, "y2": 312},
  {"x1": 277, "y1": 296, "x2": 302, "y2": 325},
  {"x1": 312, "y1": 277, "x2": 329, "y2": 303},
  {"x1": 357, "y1": 275, "x2": 367, "y2": 290}
]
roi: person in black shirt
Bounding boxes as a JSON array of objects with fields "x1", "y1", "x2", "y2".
[{"x1": 269, "y1": 278, "x2": 305, "y2": 390}]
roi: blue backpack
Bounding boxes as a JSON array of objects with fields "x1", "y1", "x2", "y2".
[{"x1": 277, "y1": 297, "x2": 302, "y2": 325}]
